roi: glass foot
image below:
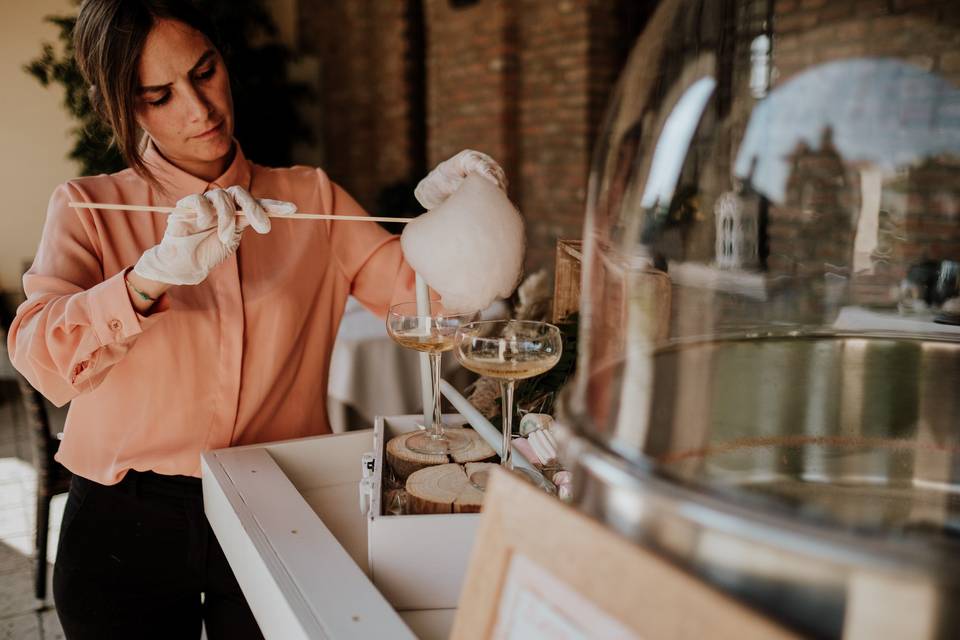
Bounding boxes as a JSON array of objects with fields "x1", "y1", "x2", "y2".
[
  {"x1": 406, "y1": 428, "x2": 471, "y2": 455},
  {"x1": 469, "y1": 469, "x2": 490, "y2": 491},
  {"x1": 513, "y1": 467, "x2": 558, "y2": 495},
  {"x1": 469, "y1": 467, "x2": 558, "y2": 494}
]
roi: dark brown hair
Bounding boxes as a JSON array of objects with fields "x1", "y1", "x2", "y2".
[{"x1": 73, "y1": 0, "x2": 221, "y2": 184}]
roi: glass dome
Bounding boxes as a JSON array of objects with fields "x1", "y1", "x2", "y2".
[{"x1": 567, "y1": 0, "x2": 960, "y2": 542}]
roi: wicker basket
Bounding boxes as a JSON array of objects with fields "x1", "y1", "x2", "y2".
[{"x1": 551, "y1": 239, "x2": 582, "y2": 323}]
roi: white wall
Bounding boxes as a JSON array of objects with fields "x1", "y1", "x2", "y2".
[{"x1": 0, "y1": 0, "x2": 77, "y2": 297}]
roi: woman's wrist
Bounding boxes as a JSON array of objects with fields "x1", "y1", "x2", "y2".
[{"x1": 124, "y1": 268, "x2": 171, "y2": 313}]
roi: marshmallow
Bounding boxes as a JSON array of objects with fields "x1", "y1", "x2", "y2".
[
  {"x1": 519, "y1": 413, "x2": 554, "y2": 436},
  {"x1": 527, "y1": 430, "x2": 557, "y2": 466},
  {"x1": 552, "y1": 471, "x2": 573, "y2": 501}
]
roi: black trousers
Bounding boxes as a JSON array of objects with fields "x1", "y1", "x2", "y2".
[{"x1": 53, "y1": 471, "x2": 264, "y2": 640}]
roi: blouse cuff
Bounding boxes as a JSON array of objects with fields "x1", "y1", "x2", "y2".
[{"x1": 87, "y1": 270, "x2": 170, "y2": 346}]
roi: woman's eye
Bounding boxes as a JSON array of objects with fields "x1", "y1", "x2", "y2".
[
  {"x1": 147, "y1": 93, "x2": 171, "y2": 107},
  {"x1": 197, "y1": 65, "x2": 216, "y2": 80}
]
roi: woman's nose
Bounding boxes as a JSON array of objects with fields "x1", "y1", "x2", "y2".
[{"x1": 182, "y1": 84, "x2": 212, "y2": 122}]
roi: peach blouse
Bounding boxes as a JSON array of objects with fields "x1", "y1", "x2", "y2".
[{"x1": 8, "y1": 142, "x2": 417, "y2": 484}]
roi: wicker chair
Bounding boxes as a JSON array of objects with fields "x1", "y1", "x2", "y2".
[
  {"x1": 0, "y1": 298, "x2": 72, "y2": 601},
  {"x1": 5, "y1": 275, "x2": 74, "y2": 600},
  {"x1": 15, "y1": 373, "x2": 72, "y2": 601}
]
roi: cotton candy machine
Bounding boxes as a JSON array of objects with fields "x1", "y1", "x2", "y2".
[{"x1": 559, "y1": 0, "x2": 960, "y2": 637}]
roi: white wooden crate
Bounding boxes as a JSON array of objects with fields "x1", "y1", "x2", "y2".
[
  {"x1": 202, "y1": 414, "x2": 481, "y2": 640},
  {"x1": 368, "y1": 415, "x2": 481, "y2": 610}
]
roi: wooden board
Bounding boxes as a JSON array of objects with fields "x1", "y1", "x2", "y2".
[
  {"x1": 201, "y1": 432, "x2": 416, "y2": 640},
  {"x1": 386, "y1": 427, "x2": 496, "y2": 479},
  {"x1": 405, "y1": 462, "x2": 494, "y2": 514},
  {"x1": 451, "y1": 468, "x2": 799, "y2": 640}
]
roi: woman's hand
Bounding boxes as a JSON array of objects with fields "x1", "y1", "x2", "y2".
[
  {"x1": 414, "y1": 149, "x2": 507, "y2": 209},
  {"x1": 133, "y1": 186, "x2": 296, "y2": 286}
]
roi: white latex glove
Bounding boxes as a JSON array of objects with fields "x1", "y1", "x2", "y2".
[
  {"x1": 133, "y1": 186, "x2": 296, "y2": 285},
  {"x1": 414, "y1": 149, "x2": 508, "y2": 209}
]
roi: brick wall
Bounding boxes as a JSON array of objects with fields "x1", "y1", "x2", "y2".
[
  {"x1": 298, "y1": 1, "x2": 417, "y2": 211},
  {"x1": 656, "y1": 0, "x2": 960, "y2": 310},
  {"x1": 423, "y1": 0, "x2": 652, "y2": 270},
  {"x1": 423, "y1": 0, "x2": 614, "y2": 271},
  {"x1": 768, "y1": 130, "x2": 857, "y2": 279},
  {"x1": 295, "y1": 0, "x2": 959, "y2": 298},
  {"x1": 769, "y1": 0, "x2": 960, "y2": 306},
  {"x1": 422, "y1": 0, "x2": 515, "y2": 170},
  {"x1": 298, "y1": 0, "x2": 651, "y2": 274},
  {"x1": 774, "y1": 0, "x2": 960, "y2": 85},
  {"x1": 515, "y1": 1, "x2": 592, "y2": 271}
]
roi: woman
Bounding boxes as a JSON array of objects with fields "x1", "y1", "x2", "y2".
[{"x1": 7, "y1": 1, "x2": 506, "y2": 637}]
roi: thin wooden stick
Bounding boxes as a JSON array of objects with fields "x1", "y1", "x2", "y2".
[{"x1": 68, "y1": 201, "x2": 415, "y2": 224}]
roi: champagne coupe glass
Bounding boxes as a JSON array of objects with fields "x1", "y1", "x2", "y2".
[
  {"x1": 387, "y1": 302, "x2": 478, "y2": 455},
  {"x1": 454, "y1": 320, "x2": 563, "y2": 489}
]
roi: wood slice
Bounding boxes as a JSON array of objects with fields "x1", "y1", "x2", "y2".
[
  {"x1": 386, "y1": 427, "x2": 496, "y2": 480},
  {"x1": 386, "y1": 433, "x2": 446, "y2": 480},
  {"x1": 457, "y1": 463, "x2": 497, "y2": 513},
  {"x1": 406, "y1": 464, "x2": 467, "y2": 514},
  {"x1": 406, "y1": 463, "x2": 495, "y2": 514},
  {"x1": 450, "y1": 430, "x2": 497, "y2": 465}
]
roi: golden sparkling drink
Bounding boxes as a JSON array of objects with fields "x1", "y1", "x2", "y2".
[
  {"x1": 458, "y1": 352, "x2": 561, "y2": 380},
  {"x1": 390, "y1": 330, "x2": 455, "y2": 353}
]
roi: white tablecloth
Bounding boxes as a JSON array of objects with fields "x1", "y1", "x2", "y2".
[{"x1": 326, "y1": 298, "x2": 491, "y2": 433}]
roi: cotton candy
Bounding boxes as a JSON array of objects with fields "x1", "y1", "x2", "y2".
[{"x1": 401, "y1": 173, "x2": 525, "y2": 312}]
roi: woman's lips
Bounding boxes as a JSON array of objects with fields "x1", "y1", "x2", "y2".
[{"x1": 193, "y1": 121, "x2": 222, "y2": 139}]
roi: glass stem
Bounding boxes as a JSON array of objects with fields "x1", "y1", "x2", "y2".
[
  {"x1": 430, "y1": 352, "x2": 444, "y2": 440},
  {"x1": 500, "y1": 380, "x2": 515, "y2": 469}
]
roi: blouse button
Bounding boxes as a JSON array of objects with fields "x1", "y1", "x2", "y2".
[{"x1": 109, "y1": 319, "x2": 123, "y2": 332}]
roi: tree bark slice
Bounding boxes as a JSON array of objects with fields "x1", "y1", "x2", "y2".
[
  {"x1": 458, "y1": 463, "x2": 497, "y2": 512},
  {"x1": 450, "y1": 429, "x2": 497, "y2": 464},
  {"x1": 406, "y1": 462, "x2": 497, "y2": 514},
  {"x1": 386, "y1": 433, "x2": 446, "y2": 480},
  {"x1": 386, "y1": 427, "x2": 496, "y2": 480}
]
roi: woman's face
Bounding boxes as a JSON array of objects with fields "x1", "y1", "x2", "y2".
[{"x1": 135, "y1": 19, "x2": 234, "y2": 180}]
